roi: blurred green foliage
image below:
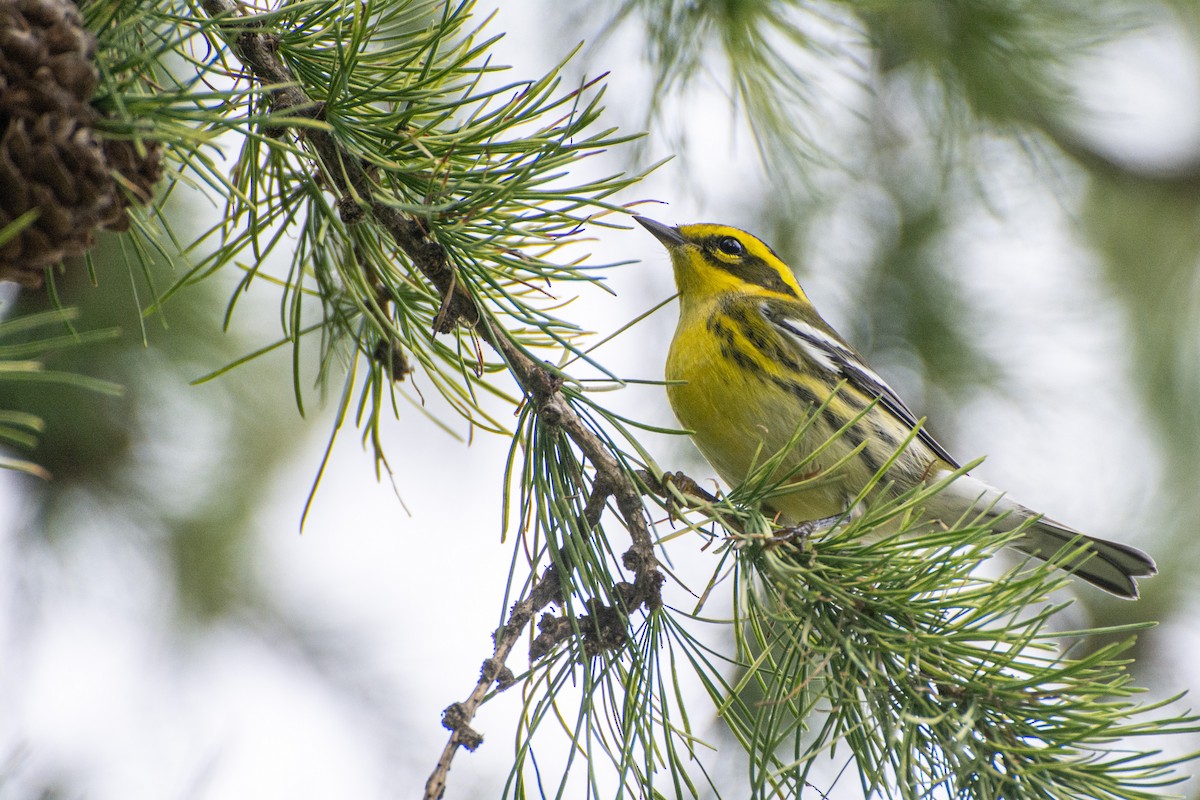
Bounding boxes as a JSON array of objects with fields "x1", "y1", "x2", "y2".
[{"x1": 1, "y1": 219, "x2": 303, "y2": 624}]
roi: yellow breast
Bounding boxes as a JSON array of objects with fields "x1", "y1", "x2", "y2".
[{"x1": 665, "y1": 299, "x2": 852, "y2": 521}]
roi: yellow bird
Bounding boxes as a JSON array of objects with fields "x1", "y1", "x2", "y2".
[{"x1": 637, "y1": 216, "x2": 1156, "y2": 598}]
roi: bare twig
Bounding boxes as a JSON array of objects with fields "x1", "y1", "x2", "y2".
[
  {"x1": 423, "y1": 476, "x2": 617, "y2": 798},
  {"x1": 195, "y1": 4, "x2": 662, "y2": 797},
  {"x1": 424, "y1": 563, "x2": 562, "y2": 799}
]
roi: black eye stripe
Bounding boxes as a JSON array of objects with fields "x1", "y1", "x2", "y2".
[{"x1": 700, "y1": 248, "x2": 798, "y2": 299}]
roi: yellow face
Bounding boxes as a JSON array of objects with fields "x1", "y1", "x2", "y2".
[{"x1": 661, "y1": 222, "x2": 809, "y2": 308}]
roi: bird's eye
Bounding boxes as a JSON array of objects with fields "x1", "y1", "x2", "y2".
[{"x1": 716, "y1": 237, "x2": 745, "y2": 257}]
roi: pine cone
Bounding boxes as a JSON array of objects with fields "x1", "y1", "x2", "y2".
[{"x1": 0, "y1": 0, "x2": 162, "y2": 288}]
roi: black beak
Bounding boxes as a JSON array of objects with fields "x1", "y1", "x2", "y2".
[{"x1": 634, "y1": 216, "x2": 686, "y2": 247}]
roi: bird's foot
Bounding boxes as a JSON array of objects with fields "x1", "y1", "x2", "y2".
[{"x1": 769, "y1": 513, "x2": 843, "y2": 549}]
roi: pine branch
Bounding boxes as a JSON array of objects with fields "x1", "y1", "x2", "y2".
[
  {"x1": 194, "y1": 4, "x2": 663, "y2": 794},
  {"x1": 193, "y1": 0, "x2": 659, "y2": 588},
  {"x1": 87, "y1": 2, "x2": 1199, "y2": 797}
]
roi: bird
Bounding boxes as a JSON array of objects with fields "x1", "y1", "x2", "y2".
[{"x1": 635, "y1": 215, "x2": 1156, "y2": 598}]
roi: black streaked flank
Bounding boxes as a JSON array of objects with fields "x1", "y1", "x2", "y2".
[
  {"x1": 859, "y1": 446, "x2": 882, "y2": 477},
  {"x1": 840, "y1": 422, "x2": 865, "y2": 448},
  {"x1": 708, "y1": 311, "x2": 770, "y2": 380},
  {"x1": 820, "y1": 406, "x2": 849, "y2": 438},
  {"x1": 724, "y1": 301, "x2": 803, "y2": 372},
  {"x1": 770, "y1": 376, "x2": 821, "y2": 409},
  {"x1": 872, "y1": 419, "x2": 901, "y2": 448},
  {"x1": 837, "y1": 388, "x2": 868, "y2": 413},
  {"x1": 708, "y1": 315, "x2": 736, "y2": 347},
  {"x1": 763, "y1": 298, "x2": 962, "y2": 470},
  {"x1": 727, "y1": 345, "x2": 765, "y2": 376},
  {"x1": 738, "y1": 313, "x2": 772, "y2": 351}
]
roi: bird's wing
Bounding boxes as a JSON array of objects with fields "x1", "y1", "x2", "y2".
[{"x1": 763, "y1": 302, "x2": 961, "y2": 469}]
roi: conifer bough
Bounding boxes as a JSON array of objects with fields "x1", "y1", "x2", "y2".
[{"x1": 192, "y1": 4, "x2": 662, "y2": 796}]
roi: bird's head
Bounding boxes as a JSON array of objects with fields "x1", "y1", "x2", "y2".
[{"x1": 634, "y1": 216, "x2": 808, "y2": 308}]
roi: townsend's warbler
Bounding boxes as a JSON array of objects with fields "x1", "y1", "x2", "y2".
[{"x1": 636, "y1": 216, "x2": 1156, "y2": 599}]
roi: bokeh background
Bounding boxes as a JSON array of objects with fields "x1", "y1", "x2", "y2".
[{"x1": 3, "y1": 1, "x2": 1200, "y2": 797}]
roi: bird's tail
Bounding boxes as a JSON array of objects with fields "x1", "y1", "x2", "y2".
[
  {"x1": 928, "y1": 472, "x2": 1157, "y2": 599},
  {"x1": 1010, "y1": 518, "x2": 1157, "y2": 599}
]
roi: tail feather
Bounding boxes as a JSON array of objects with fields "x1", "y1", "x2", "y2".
[
  {"x1": 1011, "y1": 520, "x2": 1157, "y2": 599},
  {"x1": 928, "y1": 472, "x2": 1157, "y2": 599}
]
